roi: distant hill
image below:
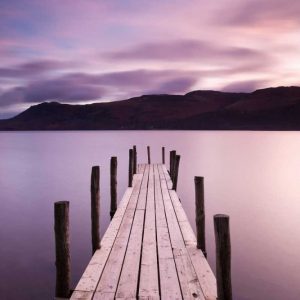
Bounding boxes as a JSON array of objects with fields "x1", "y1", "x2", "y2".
[{"x1": 1, "y1": 86, "x2": 300, "y2": 130}]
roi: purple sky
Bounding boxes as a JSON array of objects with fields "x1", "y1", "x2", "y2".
[{"x1": 0, "y1": 0, "x2": 300, "y2": 118}]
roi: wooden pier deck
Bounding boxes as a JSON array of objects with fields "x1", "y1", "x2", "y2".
[{"x1": 71, "y1": 164, "x2": 217, "y2": 300}]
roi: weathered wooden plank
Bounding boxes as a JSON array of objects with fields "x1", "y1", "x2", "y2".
[
  {"x1": 162, "y1": 164, "x2": 173, "y2": 190},
  {"x1": 93, "y1": 292, "x2": 114, "y2": 300},
  {"x1": 138, "y1": 297, "x2": 160, "y2": 300},
  {"x1": 115, "y1": 165, "x2": 150, "y2": 298},
  {"x1": 137, "y1": 163, "x2": 145, "y2": 174},
  {"x1": 71, "y1": 187, "x2": 134, "y2": 294},
  {"x1": 158, "y1": 165, "x2": 205, "y2": 300},
  {"x1": 94, "y1": 166, "x2": 146, "y2": 298},
  {"x1": 139, "y1": 165, "x2": 159, "y2": 299},
  {"x1": 167, "y1": 186, "x2": 217, "y2": 300},
  {"x1": 154, "y1": 164, "x2": 182, "y2": 300},
  {"x1": 70, "y1": 291, "x2": 93, "y2": 300},
  {"x1": 71, "y1": 172, "x2": 144, "y2": 296},
  {"x1": 115, "y1": 210, "x2": 145, "y2": 298},
  {"x1": 136, "y1": 164, "x2": 150, "y2": 210}
]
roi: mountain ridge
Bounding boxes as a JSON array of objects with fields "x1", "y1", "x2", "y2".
[{"x1": 1, "y1": 86, "x2": 300, "y2": 130}]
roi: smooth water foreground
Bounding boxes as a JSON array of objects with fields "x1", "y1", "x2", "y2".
[{"x1": 1, "y1": 131, "x2": 300, "y2": 300}]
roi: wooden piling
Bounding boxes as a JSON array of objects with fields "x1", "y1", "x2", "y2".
[
  {"x1": 162, "y1": 147, "x2": 165, "y2": 164},
  {"x1": 54, "y1": 201, "x2": 70, "y2": 298},
  {"x1": 129, "y1": 149, "x2": 133, "y2": 187},
  {"x1": 133, "y1": 145, "x2": 137, "y2": 174},
  {"x1": 91, "y1": 166, "x2": 100, "y2": 253},
  {"x1": 214, "y1": 214, "x2": 232, "y2": 300},
  {"x1": 172, "y1": 154, "x2": 180, "y2": 191},
  {"x1": 194, "y1": 176, "x2": 206, "y2": 257},
  {"x1": 147, "y1": 146, "x2": 151, "y2": 164},
  {"x1": 170, "y1": 150, "x2": 176, "y2": 180},
  {"x1": 110, "y1": 157, "x2": 117, "y2": 219}
]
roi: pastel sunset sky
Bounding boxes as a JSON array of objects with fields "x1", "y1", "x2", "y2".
[{"x1": 1, "y1": 0, "x2": 300, "y2": 118}]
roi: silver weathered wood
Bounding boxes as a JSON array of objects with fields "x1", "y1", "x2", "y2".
[
  {"x1": 128, "y1": 149, "x2": 133, "y2": 187},
  {"x1": 133, "y1": 145, "x2": 137, "y2": 174},
  {"x1": 71, "y1": 173, "x2": 142, "y2": 296},
  {"x1": 91, "y1": 166, "x2": 100, "y2": 253},
  {"x1": 110, "y1": 157, "x2": 117, "y2": 219},
  {"x1": 72, "y1": 163, "x2": 216, "y2": 300},
  {"x1": 172, "y1": 154, "x2": 180, "y2": 190},
  {"x1": 162, "y1": 146, "x2": 165, "y2": 164},
  {"x1": 154, "y1": 164, "x2": 182, "y2": 299},
  {"x1": 94, "y1": 167, "x2": 147, "y2": 298},
  {"x1": 195, "y1": 176, "x2": 206, "y2": 257},
  {"x1": 158, "y1": 165, "x2": 205, "y2": 300},
  {"x1": 170, "y1": 150, "x2": 176, "y2": 181},
  {"x1": 214, "y1": 214, "x2": 232, "y2": 300},
  {"x1": 139, "y1": 165, "x2": 159, "y2": 299},
  {"x1": 54, "y1": 201, "x2": 70, "y2": 298},
  {"x1": 147, "y1": 146, "x2": 151, "y2": 164}
]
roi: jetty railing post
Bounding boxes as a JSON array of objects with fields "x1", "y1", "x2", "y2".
[
  {"x1": 133, "y1": 145, "x2": 137, "y2": 174},
  {"x1": 162, "y1": 147, "x2": 165, "y2": 164},
  {"x1": 91, "y1": 166, "x2": 100, "y2": 253},
  {"x1": 214, "y1": 214, "x2": 232, "y2": 300},
  {"x1": 172, "y1": 154, "x2": 180, "y2": 190},
  {"x1": 128, "y1": 149, "x2": 133, "y2": 187},
  {"x1": 147, "y1": 146, "x2": 151, "y2": 164},
  {"x1": 54, "y1": 201, "x2": 70, "y2": 298},
  {"x1": 194, "y1": 176, "x2": 206, "y2": 257},
  {"x1": 110, "y1": 157, "x2": 117, "y2": 219}
]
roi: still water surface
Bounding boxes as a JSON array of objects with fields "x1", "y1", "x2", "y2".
[{"x1": 1, "y1": 131, "x2": 300, "y2": 300}]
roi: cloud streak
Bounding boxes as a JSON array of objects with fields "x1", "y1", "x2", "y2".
[
  {"x1": 220, "y1": 0, "x2": 300, "y2": 29},
  {"x1": 0, "y1": 69, "x2": 199, "y2": 107},
  {"x1": 0, "y1": 60, "x2": 73, "y2": 79},
  {"x1": 105, "y1": 39, "x2": 268, "y2": 64}
]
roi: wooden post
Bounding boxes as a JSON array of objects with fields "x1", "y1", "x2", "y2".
[
  {"x1": 170, "y1": 150, "x2": 176, "y2": 181},
  {"x1": 214, "y1": 214, "x2": 232, "y2": 300},
  {"x1": 162, "y1": 147, "x2": 165, "y2": 164},
  {"x1": 128, "y1": 149, "x2": 133, "y2": 187},
  {"x1": 194, "y1": 176, "x2": 206, "y2": 257},
  {"x1": 110, "y1": 157, "x2": 117, "y2": 219},
  {"x1": 133, "y1": 145, "x2": 137, "y2": 174},
  {"x1": 169, "y1": 150, "x2": 173, "y2": 177},
  {"x1": 172, "y1": 154, "x2": 180, "y2": 190},
  {"x1": 54, "y1": 201, "x2": 70, "y2": 298},
  {"x1": 91, "y1": 166, "x2": 100, "y2": 253},
  {"x1": 147, "y1": 146, "x2": 151, "y2": 164}
]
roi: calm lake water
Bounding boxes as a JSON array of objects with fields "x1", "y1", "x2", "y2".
[{"x1": 1, "y1": 131, "x2": 300, "y2": 300}]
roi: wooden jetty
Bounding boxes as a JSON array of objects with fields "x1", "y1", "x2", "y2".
[{"x1": 70, "y1": 163, "x2": 217, "y2": 300}]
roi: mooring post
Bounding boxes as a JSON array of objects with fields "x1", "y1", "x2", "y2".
[
  {"x1": 110, "y1": 157, "x2": 117, "y2": 219},
  {"x1": 133, "y1": 145, "x2": 137, "y2": 174},
  {"x1": 129, "y1": 149, "x2": 133, "y2": 187},
  {"x1": 172, "y1": 151, "x2": 177, "y2": 182},
  {"x1": 162, "y1": 147, "x2": 165, "y2": 164},
  {"x1": 214, "y1": 214, "x2": 232, "y2": 300},
  {"x1": 147, "y1": 146, "x2": 151, "y2": 164},
  {"x1": 172, "y1": 154, "x2": 180, "y2": 190},
  {"x1": 54, "y1": 201, "x2": 70, "y2": 299},
  {"x1": 170, "y1": 150, "x2": 176, "y2": 180},
  {"x1": 194, "y1": 176, "x2": 206, "y2": 257},
  {"x1": 169, "y1": 150, "x2": 173, "y2": 176},
  {"x1": 91, "y1": 166, "x2": 100, "y2": 254}
]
